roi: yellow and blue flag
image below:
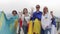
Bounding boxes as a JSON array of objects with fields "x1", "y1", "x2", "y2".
[{"x1": 0, "y1": 12, "x2": 18, "y2": 34}]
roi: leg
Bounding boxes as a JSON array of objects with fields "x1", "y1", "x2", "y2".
[
  {"x1": 25, "y1": 26, "x2": 28, "y2": 34},
  {"x1": 44, "y1": 29, "x2": 49, "y2": 34},
  {"x1": 45, "y1": 28, "x2": 51, "y2": 34},
  {"x1": 48, "y1": 28, "x2": 51, "y2": 34},
  {"x1": 22, "y1": 26, "x2": 25, "y2": 34},
  {"x1": 22, "y1": 26, "x2": 27, "y2": 34},
  {"x1": 18, "y1": 27, "x2": 20, "y2": 34},
  {"x1": 41, "y1": 28, "x2": 44, "y2": 34},
  {"x1": 44, "y1": 29, "x2": 51, "y2": 34}
]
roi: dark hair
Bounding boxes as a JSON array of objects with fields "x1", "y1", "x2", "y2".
[
  {"x1": 23, "y1": 8, "x2": 28, "y2": 14},
  {"x1": 50, "y1": 11, "x2": 53, "y2": 13},
  {"x1": 36, "y1": 5, "x2": 40, "y2": 8},
  {"x1": 12, "y1": 10, "x2": 17, "y2": 14}
]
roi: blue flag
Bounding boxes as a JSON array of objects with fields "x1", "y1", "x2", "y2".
[{"x1": 0, "y1": 12, "x2": 18, "y2": 34}]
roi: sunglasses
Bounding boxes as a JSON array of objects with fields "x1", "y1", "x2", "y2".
[{"x1": 36, "y1": 7, "x2": 40, "y2": 8}]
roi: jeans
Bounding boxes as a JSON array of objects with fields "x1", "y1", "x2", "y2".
[
  {"x1": 41, "y1": 28, "x2": 44, "y2": 34},
  {"x1": 44, "y1": 28, "x2": 51, "y2": 34},
  {"x1": 18, "y1": 26, "x2": 20, "y2": 34},
  {"x1": 22, "y1": 25, "x2": 28, "y2": 34}
]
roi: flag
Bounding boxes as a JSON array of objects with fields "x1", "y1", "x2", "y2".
[
  {"x1": 20, "y1": 18, "x2": 22, "y2": 28},
  {"x1": 51, "y1": 18, "x2": 56, "y2": 34},
  {"x1": 27, "y1": 21, "x2": 33, "y2": 34},
  {"x1": 0, "y1": 12, "x2": 18, "y2": 34},
  {"x1": 0, "y1": 12, "x2": 6, "y2": 34},
  {"x1": 33, "y1": 19, "x2": 41, "y2": 34}
]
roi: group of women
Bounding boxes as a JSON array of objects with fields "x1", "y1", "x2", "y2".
[
  {"x1": 0, "y1": 5, "x2": 56, "y2": 34},
  {"x1": 18, "y1": 5, "x2": 56, "y2": 34}
]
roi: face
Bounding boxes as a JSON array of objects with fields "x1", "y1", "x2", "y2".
[
  {"x1": 50, "y1": 11, "x2": 53, "y2": 15},
  {"x1": 23, "y1": 8, "x2": 28, "y2": 14},
  {"x1": 50, "y1": 11, "x2": 53, "y2": 14},
  {"x1": 36, "y1": 5, "x2": 40, "y2": 11},
  {"x1": 12, "y1": 10, "x2": 17, "y2": 16},
  {"x1": 43, "y1": 7, "x2": 48, "y2": 14}
]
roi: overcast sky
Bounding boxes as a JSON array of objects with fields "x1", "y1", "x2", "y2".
[{"x1": 0, "y1": 0, "x2": 60, "y2": 18}]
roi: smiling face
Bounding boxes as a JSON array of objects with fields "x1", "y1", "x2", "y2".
[
  {"x1": 43, "y1": 7, "x2": 48, "y2": 14},
  {"x1": 36, "y1": 5, "x2": 40, "y2": 11},
  {"x1": 12, "y1": 10, "x2": 17, "y2": 16},
  {"x1": 23, "y1": 8, "x2": 28, "y2": 14}
]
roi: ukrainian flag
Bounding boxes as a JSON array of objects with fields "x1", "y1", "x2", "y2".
[
  {"x1": 28, "y1": 21, "x2": 33, "y2": 34},
  {"x1": 28, "y1": 19, "x2": 41, "y2": 34},
  {"x1": 0, "y1": 11, "x2": 18, "y2": 34},
  {"x1": 0, "y1": 11, "x2": 6, "y2": 34},
  {"x1": 33, "y1": 19, "x2": 41, "y2": 34}
]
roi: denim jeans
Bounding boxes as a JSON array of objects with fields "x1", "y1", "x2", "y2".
[
  {"x1": 44, "y1": 28, "x2": 51, "y2": 34},
  {"x1": 18, "y1": 26, "x2": 20, "y2": 34},
  {"x1": 41, "y1": 27, "x2": 44, "y2": 34},
  {"x1": 22, "y1": 25, "x2": 28, "y2": 34}
]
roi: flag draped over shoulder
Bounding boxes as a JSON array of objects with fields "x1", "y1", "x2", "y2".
[
  {"x1": 33, "y1": 19, "x2": 41, "y2": 34},
  {"x1": 28, "y1": 19, "x2": 41, "y2": 34},
  {"x1": 28, "y1": 21, "x2": 33, "y2": 34},
  {"x1": 0, "y1": 12, "x2": 6, "y2": 34},
  {"x1": 0, "y1": 12, "x2": 18, "y2": 34},
  {"x1": 51, "y1": 18, "x2": 56, "y2": 34},
  {"x1": 30, "y1": 11, "x2": 42, "y2": 34}
]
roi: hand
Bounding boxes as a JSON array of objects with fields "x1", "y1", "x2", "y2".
[
  {"x1": 2, "y1": 11, "x2": 4, "y2": 13},
  {"x1": 46, "y1": 26, "x2": 48, "y2": 28},
  {"x1": 31, "y1": 7, "x2": 34, "y2": 12},
  {"x1": 2, "y1": 11, "x2": 5, "y2": 14}
]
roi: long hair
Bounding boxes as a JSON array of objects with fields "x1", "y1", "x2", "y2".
[
  {"x1": 23, "y1": 8, "x2": 28, "y2": 14},
  {"x1": 43, "y1": 7, "x2": 48, "y2": 14}
]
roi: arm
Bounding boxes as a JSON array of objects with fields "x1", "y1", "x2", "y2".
[
  {"x1": 30, "y1": 12, "x2": 35, "y2": 20},
  {"x1": 2, "y1": 11, "x2": 8, "y2": 21},
  {"x1": 52, "y1": 18, "x2": 56, "y2": 27}
]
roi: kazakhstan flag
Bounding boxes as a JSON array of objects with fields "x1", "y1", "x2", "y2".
[{"x1": 0, "y1": 11, "x2": 18, "y2": 34}]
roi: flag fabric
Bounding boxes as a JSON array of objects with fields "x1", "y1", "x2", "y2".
[
  {"x1": 30, "y1": 11, "x2": 42, "y2": 34},
  {"x1": 51, "y1": 18, "x2": 56, "y2": 34},
  {"x1": 20, "y1": 18, "x2": 22, "y2": 28},
  {"x1": 0, "y1": 12, "x2": 6, "y2": 34},
  {"x1": 28, "y1": 21, "x2": 33, "y2": 34},
  {"x1": 33, "y1": 19, "x2": 41, "y2": 34},
  {"x1": 28, "y1": 19, "x2": 41, "y2": 34},
  {"x1": 0, "y1": 12, "x2": 18, "y2": 34},
  {"x1": 27, "y1": 21, "x2": 33, "y2": 34}
]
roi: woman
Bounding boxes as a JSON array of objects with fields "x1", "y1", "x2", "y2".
[
  {"x1": 8, "y1": 10, "x2": 19, "y2": 34},
  {"x1": 50, "y1": 11, "x2": 56, "y2": 34},
  {"x1": 21, "y1": 8, "x2": 30, "y2": 34},
  {"x1": 41, "y1": 7, "x2": 52, "y2": 34},
  {"x1": 0, "y1": 10, "x2": 19, "y2": 34},
  {"x1": 30, "y1": 5, "x2": 42, "y2": 34},
  {"x1": 5, "y1": 10, "x2": 19, "y2": 34}
]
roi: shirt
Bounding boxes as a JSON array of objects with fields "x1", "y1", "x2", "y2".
[
  {"x1": 22, "y1": 14, "x2": 30, "y2": 26},
  {"x1": 31, "y1": 11, "x2": 42, "y2": 20},
  {"x1": 41, "y1": 13, "x2": 52, "y2": 30},
  {"x1": 51, "y1": 18, "x2": 56, "y2": 27}
]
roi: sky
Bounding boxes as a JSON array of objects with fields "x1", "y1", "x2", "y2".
[{"x1": 0, "y1": 0, "x2": 60, "y2": 18}]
